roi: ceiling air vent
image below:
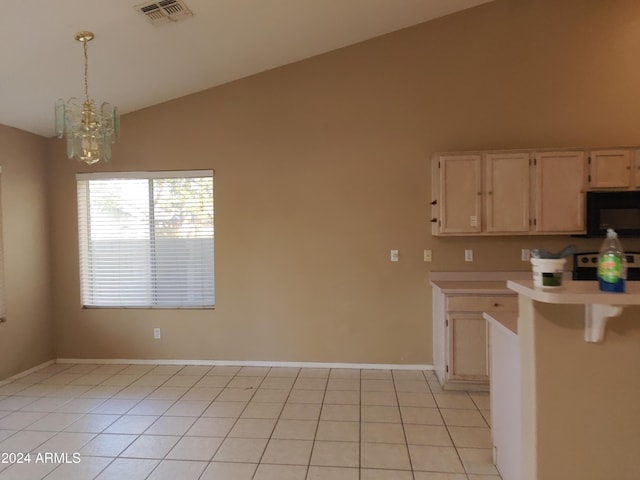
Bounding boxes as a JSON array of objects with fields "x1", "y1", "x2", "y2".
[{"x1": 135, "y1": 0, "x2": 193, "y2": 25}]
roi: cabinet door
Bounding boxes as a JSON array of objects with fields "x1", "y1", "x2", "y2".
[
  {"x1": 435, "y1": 154, "x2": 482, "y2": 234},
  {"x1": 447, "y1": 312, "x2": 489, "y2": 382},
  {"x1": 484, "y1": 152, "x2": 531, "y2": 233},
  {"x1": 635, "y1": 151, "x2": 640, "y2": 189},
  {"x1": 534, "y1": 151, "x2": 586, "y2": 233},
  {"x1": 589, "y1": 149, "x2": 632, "y2": 189}
]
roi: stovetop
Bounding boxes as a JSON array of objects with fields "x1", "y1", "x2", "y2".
[{"x1": 572, "y1": 251, "x2": 640, "y2": 281}]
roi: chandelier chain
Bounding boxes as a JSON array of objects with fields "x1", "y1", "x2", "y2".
[{"x1": 83, "y1": 39, "x2": 90, "y2": 103}]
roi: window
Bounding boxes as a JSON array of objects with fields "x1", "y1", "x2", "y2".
[
  {"x1": 77, "y1": 171, "x2": 214, "y2": 308},
  {"x1": 0, "y1": 166, "x2": 5, "y2": 321}
]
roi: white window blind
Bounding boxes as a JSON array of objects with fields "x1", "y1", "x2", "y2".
[
  {"x1": 0, "y1": 166, "x2": 5, "y2": 321},
  {"x1": 77, "y1": 171, "x2": 214, "y2": 308}
]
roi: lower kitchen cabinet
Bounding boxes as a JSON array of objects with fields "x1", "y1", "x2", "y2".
[
  {"x1": 432, "y1": 282, "x2": 518, "y2": 391},
  {"x1": 448, "y1": 311, "x2": 490, "y2": 383}
]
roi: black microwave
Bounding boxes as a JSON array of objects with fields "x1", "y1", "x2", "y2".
[{"x1": 585, "y1": 191, "x2": 640, "y2": 237}]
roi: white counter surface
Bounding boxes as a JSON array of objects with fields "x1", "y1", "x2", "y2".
[
  {"x1": 430, "y1": 280, "x2": 513, "y2": 295},
  {"x1": 507, "y1": 280, "x2": 640, "y2": 305}
]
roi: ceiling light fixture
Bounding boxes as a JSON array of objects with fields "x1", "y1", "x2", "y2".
[{"x1": 55, "y1": 31, "x2": 119, "y2": 165}]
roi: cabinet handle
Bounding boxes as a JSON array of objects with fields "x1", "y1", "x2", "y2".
[
  {"x1": 430, "y1": 218, "x2": 438, "y2": 223},
  {"x1": 431, "y1": 200, "x2": 438, "y2": 205},
  {"x1": 494, "y1": 303, "x2": 500, "y2": 307}
]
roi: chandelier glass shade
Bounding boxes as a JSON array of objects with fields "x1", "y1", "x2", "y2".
[{"x1": 55, "y1": 32, "x2": 119, "y2": 165}]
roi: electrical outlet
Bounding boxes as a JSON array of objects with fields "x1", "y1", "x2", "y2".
[
  {"x1": 464, "y1": 249, "x2": 473, "y2": 262},
  {"x1": 424, "y1": 249, "x2": 432, "y2": 262},
  {"x1": 153, "y1": 328, "x2": 161, "y2": 340},
  {"x1": 521, "y1": 249, "x2": 531, "y2": 261},
  {"x1": 390, "y1": 249, "x2": 399, "y2": 262}
]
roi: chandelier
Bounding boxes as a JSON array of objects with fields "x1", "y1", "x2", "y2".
[{"x1": 55, "y1": 31, "x2": 119, "y2": 165}]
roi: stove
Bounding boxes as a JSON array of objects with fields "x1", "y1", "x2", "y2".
[{"x1": 572, "y1": 252, "x2": 640, "y2": 281}]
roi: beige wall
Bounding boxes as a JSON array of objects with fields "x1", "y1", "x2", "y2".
[
  {"x1": 47, "y1": 0, "x2": 640, "y2": 364},
  {"x1": 0, "y1": 125, "x2": 53, "y2": 379}
]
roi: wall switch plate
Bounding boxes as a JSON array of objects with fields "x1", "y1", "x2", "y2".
[
  {"x1": 153, "y1": 328, "x2": 161, "y2": 339},
  {"x1": 390, "y1": 249, "x2": 399, "y2": 262},
  {"x1": 464, "y1": 249, "x2": 473, "y2": 262},
  {"x1": 424, "y1": 249, "x2": 432, "y2": 262},
  {"x1": 521, "y1": 249, "x2": 531, "y2": 261}
]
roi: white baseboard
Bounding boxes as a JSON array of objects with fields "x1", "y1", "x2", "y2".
[
  {"x1": 0, "y1": 359, "x2": 56, "y2": 386},
  {"x1": 2, "y1": 358, "x2": 433, "y2": 383},
  {"x1": 56, "y1": 358, "x2": 433, "y2": 371}
]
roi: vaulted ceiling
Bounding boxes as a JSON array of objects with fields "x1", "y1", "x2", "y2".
[{"x1": 0, "y1": 0, "x2": 493, "y2": 137}]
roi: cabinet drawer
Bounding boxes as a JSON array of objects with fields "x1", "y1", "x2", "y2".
[{"x1": 446, "y1": 295, "x2": 517, "y2": 312}]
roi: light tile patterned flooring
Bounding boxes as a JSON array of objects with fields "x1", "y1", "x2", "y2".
[{"x1": 0, "y1": 363, "x2": 501, "y2": 480}]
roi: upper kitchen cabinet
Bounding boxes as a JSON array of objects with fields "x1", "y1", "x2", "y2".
[
  {"x1": 588, "y1": 149, "x2": 639, "y2": 189},
  {"x1": 431, "y1": 152, "x2": 529, "y2": 235},
  {"x1": 533, "y1": 151, "x2": 586, "y2": 234},
  {"x1": 432, "y1": 154, "x2": 482, "y2": 234},
  {"x1": 432, "y1": 149, "x2": 587, "y2": 236},
  {"x1": 484, "y1": 152, "x2": 531, "y2": 233}
]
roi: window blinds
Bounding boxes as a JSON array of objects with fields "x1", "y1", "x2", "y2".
[
  {"x1": 0, "y1": 166, "x2": 5, "y2": 321},
  {"x1": 76, "y1": 171, "x2": 214, "y2": 308}
]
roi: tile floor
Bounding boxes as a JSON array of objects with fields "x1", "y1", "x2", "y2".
[{"x1": 0, "y1": 363, "x2": 501, "y2": 480}]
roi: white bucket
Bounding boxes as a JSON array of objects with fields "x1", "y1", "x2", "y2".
[{"x1": 531, "y1": 258, "x2": 566, "y2": 288}]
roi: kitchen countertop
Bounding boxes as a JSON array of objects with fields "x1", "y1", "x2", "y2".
[
  {"x1": 429, "y1": 271, "x2": 534, "y2": 295},
  {"x1": 507, "y1": 279, "x2": 640, "y2": 305},
  {"x1": 430, "y1": 280, "x2": 514, "y2": 295}
]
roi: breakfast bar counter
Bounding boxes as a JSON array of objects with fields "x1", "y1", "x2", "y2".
[{"x1": 498, "y1": 280, "x2": 640, "y2": 480}]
